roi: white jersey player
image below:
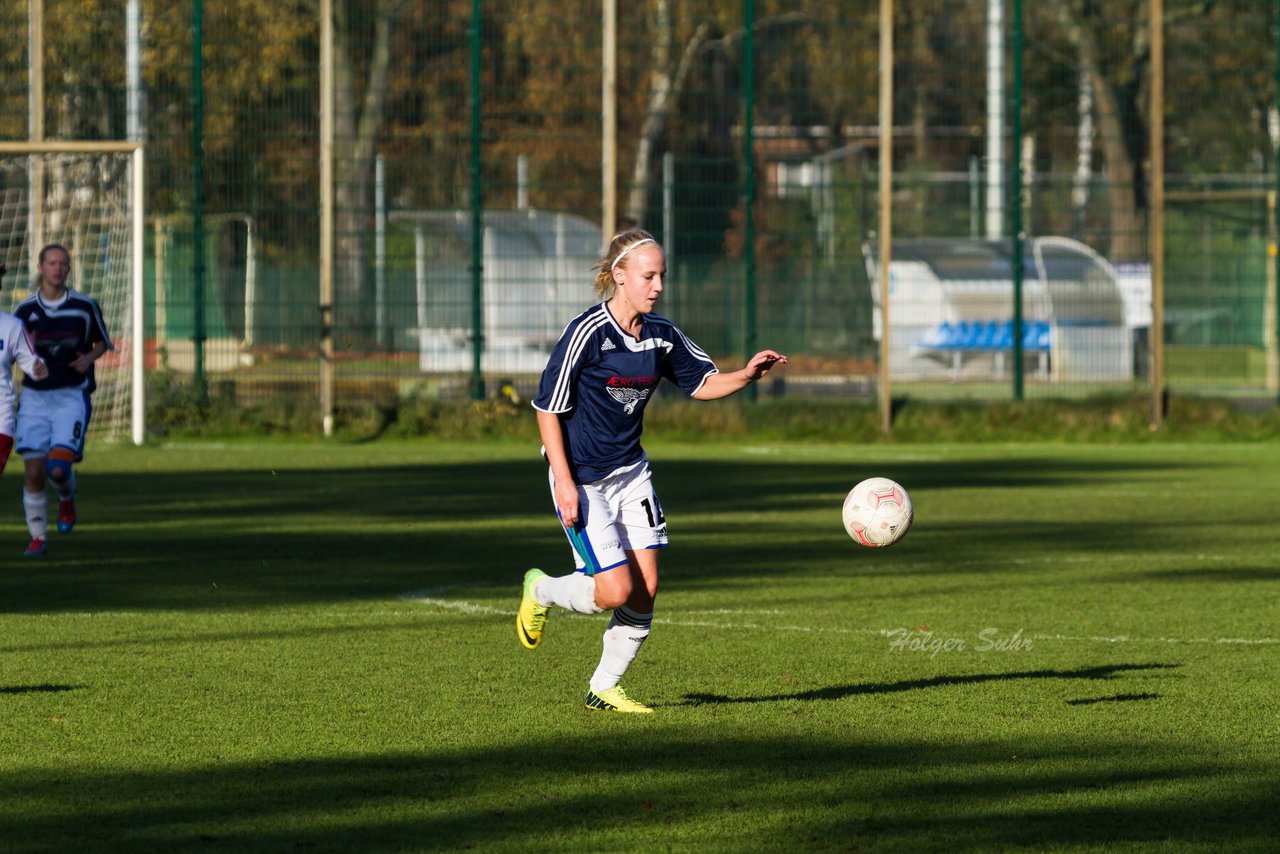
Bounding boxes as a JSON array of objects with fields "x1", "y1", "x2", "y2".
[{"x1": 0, "y1": 263, "x2": 49, "y2": 476}]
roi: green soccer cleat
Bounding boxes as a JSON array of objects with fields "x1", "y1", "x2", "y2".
[
  {"x1": 517, "y1": 568, "x2": 550, "y2": 650},
  {"x1": 584, "y1": 685, "x2": 653, "y2": 714}
]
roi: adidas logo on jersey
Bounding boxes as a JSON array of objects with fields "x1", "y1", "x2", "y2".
[{"x1": 600, "y1": 338, "x2": 616, "y2": 351}]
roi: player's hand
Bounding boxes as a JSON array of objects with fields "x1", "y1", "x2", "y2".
[
  {"x1": 554, "y1": 478, "x2": 580, "y2": 527},
  {"x1": 30, "y1": 359, "x2": 48, "y2": 380},
  {"x1": 744, "y1": 350, "x2": 788, "y2": 382},
  {"x1": 70, "y1": 353, "x2": 94, "y2": 373}
]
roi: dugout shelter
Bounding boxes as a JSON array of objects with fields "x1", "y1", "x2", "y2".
[
  {"x1": 389, "y1": 209, "x2": 603, "y2": 374},
  {"x1": 863, "y1": 237, "x2": 1132, "y2": 383}
]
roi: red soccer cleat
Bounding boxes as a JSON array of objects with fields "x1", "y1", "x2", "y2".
[{"x1": 57, "y1": 499, "x2": 77, "y2": 534}]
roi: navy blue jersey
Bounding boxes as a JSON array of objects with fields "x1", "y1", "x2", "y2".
[
  {"x1": 13, "y1": 288, "x2": 112, "y2": 393},
  {"x1": 534, "y1": 302, "x2": 717, "y2": 484}
]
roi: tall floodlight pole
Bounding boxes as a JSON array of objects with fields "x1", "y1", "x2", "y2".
[
  {"x1": 28, "y1": 0, "x2": 44, "y2": 264},
  {"x1": 319, "y1": 0, "x2": 335, "y2": 435},
  {"x1": 127, "y1": 0, "x2": 141, "y2": 141},
  {"x1": 985, "y1": 0, "x2": 1005, "y2": 239},
  {"x1": 603, "y1": 0, "x2": 617, "y2": 241},
  {"x1": 127, "y1": 0, "x2": 145, "y2": 445},
  {"x1": 1010, "y1": 0, "x2": 1025, "y2": 401},
  {"x1": 879, "y1": 0, "x2": 894, "y2": 433},
  {"x1": 1149, "y1": 0, "x2": 1165, "y2": 428}
]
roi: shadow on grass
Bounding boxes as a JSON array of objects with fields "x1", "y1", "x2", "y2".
[
  {"x1": 0, "y1": 731, "x2": 1273, "y2": 851},
  {"x1": 0, "y1": 684, "x2": 80, "y2": 695},
  {"x1": 1118, "y1": 566, "x2": 1280, "y2": 582},
  {"x1": 679, "y1": 662, "x2": 1179, "y2": 706},
  {"x1": 0, "y1": 452, "x2": 1235, "y2": 614},
  {"x1": 1066, "y1": 692, "x2": 1162, "y2": 705}
]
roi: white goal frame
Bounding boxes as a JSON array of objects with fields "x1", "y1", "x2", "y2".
[{"x1": 0, "y1": 140, "x2": 146, "y2": 445}]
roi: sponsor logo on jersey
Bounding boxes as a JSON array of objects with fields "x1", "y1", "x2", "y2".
[
  {"x1": 607, "y1": 375, "x2": 658, "y2": 388},
  {"x1": 606, "y1": 385, "x2": 650, "y2": 414},
  {"x1": 600, "y1": 338, "x2": 616, "y2": 351},
  {"x1": 605, "y1": 375, "x2": 659, "y2": 414}
]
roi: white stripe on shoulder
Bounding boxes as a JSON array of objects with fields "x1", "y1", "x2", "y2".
[
  {"x1": 674, "y1": 325, "x2": 714, "y2": 364},
  {"x1": 547, "y1": 307, "x2": 610, "y2": 411}
]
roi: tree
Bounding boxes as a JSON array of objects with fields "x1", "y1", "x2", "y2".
[
  {"x1": 1041, "y1": 0, "x2": 1234, "y2": 261},
  {"x1": 1043, "y1": 0, "x2": 1149, "y2": 261},
  {"x1": 623, "y1": 1, "x2": 712, "y2": 227},
  {"x1": 331, "y1": 0, "x2": 407, "y2": 342}
]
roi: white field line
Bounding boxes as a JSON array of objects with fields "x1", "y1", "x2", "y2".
[
  {"x1": 398, "y1": 590, "x2": 1280, "y2": 646},
  {"x1": 9, "y1": 594, "x2": 1275, "y2": 649}
]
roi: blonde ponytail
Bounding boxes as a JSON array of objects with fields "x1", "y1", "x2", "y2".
[{"x1": 592, "y1": 229, "x2": 658, "y2": 298}]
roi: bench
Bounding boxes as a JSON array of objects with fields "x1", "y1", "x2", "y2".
[{"x1": 913, "y1": 319, "x2": 1051, "y2": 379}]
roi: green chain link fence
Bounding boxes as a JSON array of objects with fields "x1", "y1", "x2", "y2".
[{"x1": 0, "y1": 0, "x2": 1276, "y2": 437}]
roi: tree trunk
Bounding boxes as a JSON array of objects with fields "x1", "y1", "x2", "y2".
[
  {"x1": 332, "y1": 0, "x2": 399, "y2": 344},
  {"x1": 625, "y1": 13, "x2": 804, "y2": 228},
  {"x1": 624, "y1": 10, "x2": 712, "y2": 227},
  {"x1": 1050, "y1": 1, "x2": 1146, "y2": 261}
]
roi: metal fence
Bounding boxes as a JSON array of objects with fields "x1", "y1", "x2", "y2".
[{"x1": 0, "y1": 0, "x2": 1276, "y2": 437}]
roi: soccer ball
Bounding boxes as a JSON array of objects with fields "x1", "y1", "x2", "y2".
[{"x1": 842, "y1": 477, "x2": 913, "y2": 547}]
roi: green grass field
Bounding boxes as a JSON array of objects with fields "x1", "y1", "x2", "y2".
[{"x1": 1, "y1": 438, "x2": 1277, "y2": 852}]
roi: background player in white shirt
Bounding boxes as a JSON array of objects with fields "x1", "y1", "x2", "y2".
[
  {"x1": 0, "y1": 263, "x2": 49, "y2": 490},
  {"x1": 517, "y1": 229, "x2": 787, "y2": 713}
]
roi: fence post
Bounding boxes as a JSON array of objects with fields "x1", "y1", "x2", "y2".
[
  {"x1": 743, "y1": 0, "x2": 757, "y2": 401},
  {"x1": 1271, "y1": 0, "x2": 1280, "y2": 396},
  {"x1": 603, "y1": 0, "x2": 617, "y2": 241},
  {"x1": 1150, "y1": 0, "x2": 1165, "y2": 428},
  {"x1": 469, "y1": 0, "x2": 485, "y2": 400},
  {"x1": 878, "y1": 0, "x2": 894, "y2": 433},
  {"x1": 319, "y1": 0, "x2": 334, "y2": 435},
  {"x1": 192, "y1": 0, "x2": 207, "y2": 399}
]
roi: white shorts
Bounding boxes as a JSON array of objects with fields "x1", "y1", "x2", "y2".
[
  {"x1": 16, "y1": 386, "x2": 92, "y2": 461},
  {"x1": 550, "y1": 458, "x2": 669, "y2": 575}
]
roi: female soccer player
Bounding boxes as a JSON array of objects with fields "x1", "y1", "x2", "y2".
[
  {"x1": 517, "y1": 228, "x2": 787, "y2": 713},
  {"x1": 13, "y1": 244, "x2": 112, "y2": 557},
  {"x1": 0, "y1": 262, "x2": 49, "y2": 517}
]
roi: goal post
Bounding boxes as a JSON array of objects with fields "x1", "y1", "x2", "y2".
[{"x1": 0, "y1": 141, "x2": 146, "y2": 445}]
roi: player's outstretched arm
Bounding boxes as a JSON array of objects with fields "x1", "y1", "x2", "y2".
[{"x1": 691, "y1": 350, "x2": 788, "y2": 401}]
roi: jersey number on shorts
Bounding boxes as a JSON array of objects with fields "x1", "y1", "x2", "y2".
[{"x1": 640, "y1": 497, "x2": 665, "y2": 529}]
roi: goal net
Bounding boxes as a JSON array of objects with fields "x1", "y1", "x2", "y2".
[{"x1": 0, "y1": 142, "x2": 145, "y2": 445}]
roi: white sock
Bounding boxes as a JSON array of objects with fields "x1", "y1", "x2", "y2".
[
  {"x1": 589, "y1": 606, "x2": 653, "y2": 693},
  {"x1": 24, "y1": 490, "x2": 47, "y2": 539},
  {"x1": 533, "y1": 572, "x2": 603, "y2": 615}
]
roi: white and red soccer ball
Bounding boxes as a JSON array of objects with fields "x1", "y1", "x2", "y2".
[{"x1": 842, "y1": 477, "x2": 913, "y2": 547}]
